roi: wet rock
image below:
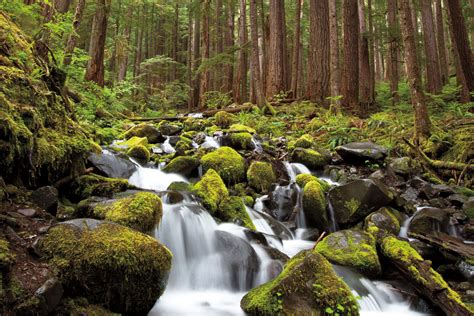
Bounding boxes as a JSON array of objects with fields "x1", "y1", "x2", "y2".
[
  {"x1": 200, "y1": 146, "x2": 247, "y2": 184},
  {"x1": 266, "y1": 184, "x2": 298, "y2": 221},
  {"x1": 448, "y1": 194, "x2": 468, "y2": 208},
  {"x1": 192, "y1": 169, "x2": 229, "y2": 214},
  {"x1": 162, "y1": 156, "x2": 199, "y2": 177},
  {"x1": 215, "y1": 230, "x2": 260, "y2": 290},
  {"x1": 247, "y1": 161, "x2": 276, "y2": 193},
  {"x1": 30, "y1": 186, "x2": 58, "y2": 215},
  {"x1": 17, "y1": 208, "x2": 37, "y2": 217},
  {"x1": 409, "y1": 208, "x2": 456, "y2": 236},
  {"x1": 463, "y1": 197, "x2": 474, "y2": 219},
  {"x1": 123, "y1": 123, "x2": 164, "y2": 144},
  {"x1": 290, "y1": 147, "x2": 330, "y2": 169},
  {"x1": 336, "y1": 142, "x2": 388, "y2": 164},
  {"x1": 193, "y1": 132, "x2": 207, "y2": 144},
  {"x1": 168, "y1": 135, "x2": 180, "y2": 146},
  {"x1": 38, "y1": 220, "x2": 172, "y2": 314},
  {"x1": 364, "y1": 207, "x2": 401, "y2": 235},
  {"x1": 34, "y1": 277, "x2": 63, "y2": 315},
  {"x1": 302, "y1": 181, "x2": 328, "y2": 231},
  {"x1": 159, "y1": 122, "x2": 183, "y2": 136},
  {"x1": 328, "y1": 179, "x2": 394, "y2": 224},
  {"x1": 252, "y1": 210, "x2": 294, "y2": 240},
  {"x1": 389, "y1": 157, "x2": 415, "y2": 176},
  {"x1": 67, "y1": 174, "x2": 131, "y2": 202}
]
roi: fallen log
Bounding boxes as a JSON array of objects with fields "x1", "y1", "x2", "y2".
[
  {"x1": 380, "y1": 235, "x2": 471, "y2": 316},
  {"x1": 409, "y1": 232, "x2": 474, "y2": 261}
]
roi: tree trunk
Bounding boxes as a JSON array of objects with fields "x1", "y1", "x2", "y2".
[
  {"x1": 420, "y1": 0, "x2": 442, "y2": 94},
  {"x1": 171, "y1": 4, "x2": 180, "y2": 81},
  {"x1": 223, "y1": 0, "x2": 235, "y2": 95},
  {"x1": 341, "y1": 0, "x2": 360, "y2": 111},
  {"x1": 398, "y1": 0, "x2": 431, "y2": 143},
  {"x1": 445, "y1": 0, "x2": 474, "y2": 97},
  {"x1": 117, "y1": 6, "x2": 133, "y2": 82},
  {"x1": 235, "y1": 0, "x2": 248, "y2": 103},
  {"x1": 358, "y1": 0, "x2": 372, "y2": 112},
  {"x1": 329, "y1": 0, "x2": 341, "y2": 102},
  {"x1": 290, "y1": 0, "x2": 302, "y2": 98},
  {"x1": 62, "y1": 0, "x2": 86, "y2": 66},
  {"x1": 435, "y1": 0, "x2": 448, "y2": 85},
  {"x1": 84, "y1": 0, "x2": 110, "y2": 87},
  {"x1": 367, "y1": 0, "x2": 375, "y2": 101},
  {"x1": 307, "y1": 0, "x2": 330, "y2": 105},
  {"x1": 199, "y1": 0, "x2": 211, "y2": 109},
  {"x1": 216, "y1": 0, "x2": 224, "y2": 90},
  {"x1": 387, "y1": 0, "x2": 400, "y2": 104},
  {"x1": 266, "y1": 0, "x2": 285, "y2": 98},
  {"x1": 191, "y1": 5, "x2": 201, "y2": 110},
  {"x1": 249, "y1": 0, "x2": 265, "y2": 107},
  {"x1": 259, "y1": 0, "x2": 267, "y2": 96},
  {"x1": 187, "y1": 7, "x2": 194, "y2": 111}
]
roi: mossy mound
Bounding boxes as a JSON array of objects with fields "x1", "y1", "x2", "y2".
[
  {"x1": 122, "y1": 124, "x2": 162, "y2": 144},
  {"x1": 68, "y1": 174, "x2": 132, "y2": 202},
  {"x1": 295, "y1": 174, "x2": 331, "y2": 191},
  {"x1": 0, "y1": 238, "x2": 14, "y2": 268},
  {"x1": 111, "y1": 136, "x2": 148, "y2": 152},
  {"x1": 364, "y1": 207, "x2": 401, "y2": 235},
  {"x1": 192, "y1": 169, "x2": 229, "y2": 213},
  {"x1": 290, "y1": 148, "x2": 330, "y2": 169},
  {"x1": 162, "y1": 156, "x2": 199, "y2": 176},
  {"x1": 56, "y1": 298, "x2": 118, "y2": 316},
  {"x1": 92, "y1": 192, "x2": 162, "y2": 232},
  {"x1": 229, "y1": 124, "x2": 256, "y2": 134},
  {"x1": 229, "y1": 132, "x2": 254, "y2": 150},
  {"x1": 217, "y1": 196, "x2": 256, "y2": 230},
  {"x1": 0, "y1": 13, "x2": 92, "y2": 186},
  {"x1": 214, "y1": 111, "x2": 237, "y2": 128},
  {"x1": 126, "y1": 145, "x2": 150, "y2": 161},
  {"x1": 167, "y1": 181, "x2": 192, "y2": 192},
  {"x1": 247, "y1": 161, "x2": 276, "y2": 193},
  {"x1": 294, "y1": 134, "x2": 315, "y2": 149},
  {"x1": 315, "y1": 229, "x2": 382, "y2": 277},
  {"x1": 200, "y1": 147, "x2": 247, "y2": 184},
  {"x1": 302, "y1": 180, "x2": 328, "y2": 230},
  {"x1": 38, "y1": 220, "x2": 172, "y2": 314},
  {"x1": 241, "y1": 250, "x2": 359, "y2": 316}
]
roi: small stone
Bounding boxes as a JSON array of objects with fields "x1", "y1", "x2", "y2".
[
  {"x1": 17, "y1": 208, "x2": 37, "y2": 217},
  {"x1": 30, "y1": 186, "x2": 58, "y2": 215}
]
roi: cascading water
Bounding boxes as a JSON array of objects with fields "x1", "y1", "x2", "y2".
[
  {"x1": 201, "y1": 136, "x2": 221, "y2": 149},
  {"x1": 128, "y1": 161, "x2": 188, "y2": 192},
  {"x1": 161, "y1": 136, "x2": 176, "y2": 154}
]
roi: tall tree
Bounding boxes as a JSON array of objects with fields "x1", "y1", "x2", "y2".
[
  {"x1": 249, "y1": 0, "x2": 265, "y2": 107},
  {"x1": 116, "y1": 6, "x2": 133, "y2": 82},
  {"x1": 329, "y1": 0, "x2": 341, "y2": 101},
  {"x1": 223, "y1": 0, "x2": 235, "y2": 94},
  {"x1": 63, "y1": 0, "x2": 86, "y2": 66},
  {"x1": 435, "y1": 0, "x2": 448, "y2": 85},
  {"x1": 341, "y1": 0, "x2": 360, "y2": 111},
  {"x1": 84, "y1": 0, "x2": 111, "y2": 87},
  {"x1": 191, "y1": 4, "x2": 201, "y2": 109},
  {"x1": 420, "y1": 0, "x2": 442, "y2": 94},
  {"x1": 290, "y1": 0, "x2": 302, "y2": 98},
  {"x1": 235, "y1": 0, "x2": 248, "y2": 103},
  {"x1": 358, "y1": 0, "x2": 372, "y2": 110},
  {"x1": 445, "y1": 0, "x2": 474, "y2": 97},
  {"x1": 387, "y1": 0, "x2": 400, "y2": 104},
  {"x1": 307, "y1": 0, "x2": 330, "y2": 104},
  {"x1": 199, "y1": 0, "x2": 211, "y2": 108},
  {"x1": 266, "y1": 0, "x2": 285, "y2": 98},
  {"x1": 398, "y1": 0, "x2": 431, "y2": 142}
]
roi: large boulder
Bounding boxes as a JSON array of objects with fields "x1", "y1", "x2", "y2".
[
  {"x1": 215, "y1": 231, "x2": 260, "y2": 290},
  {"x1": 328, "y1": 179, "x2": 394, "y2": 224},
  {"x1": 122, "y1": 124, "x2": 164, "y2": 144},
  {"x1": 87, "y1": 151, "x2": 136, "y2": 179},
  {"x1": 336, "y1": 142, "x2": 388, "y2": 164},
  {"x1": 227, "y1": 132, "x2": 254, "y2": 150},
  {"x1": 214, "y1": 111, "x2": 237, "y2": 128},
  {"x1": 200, "y1": 147, "x2": 247, "y2": 184},
  {"x1": 247, "y1": 161, "x2": 276, "y2": 193},
  {"x1": 217, "y1": 196, "x2": 256, "y2": 230},
  {"x1": 364, "y1": 207, "x2": 401, "y2": 235},
  {"x1": 290, "y1": 148, "x2": 330, "y2": 169},
  {"x1": 295, "y1": 174, "x2": 331, "y2": 191},
  {"x1": 159, "y1": 122, "x2": 183, "y2": 136},
  {"x1": 67, "y1": 174, "x2": 131, "y2": 202},
  {"x1": 315, "y1": 229, "x2": 381, "y2": 277},
  {"x1": 126, "y1": 145, "x2": 150, "y2": 161},
  {"x1": 37, "y1": 220, "x2": 172, "y2": 314},
  {"x1": 408, "y1": 208, "x2": 456, "y2": 236},
  {"x1": 266, "y1": 183, "x2": 299, "y2": 221},
  {"x1": 110, "y1": 136, "x2": 148, "y2": 152},
  {"x1": 30, "y1": 186, "x2": 58, "y2": 215},
  {"x1": 162, "y1": 156, "x2": 199, "y2": 177},
  {"x1": 92, "y1": 192, "x2": 163, "y2": 232},
  {"x1": 241, "y1": 251, "x2": 359, "y2": 316},
  {"x1": 302, "y1": 180, "x2": 328, "y2": 230},
  {"x1": 192, "y1": 169, "x2": 229, "y2": 213}
]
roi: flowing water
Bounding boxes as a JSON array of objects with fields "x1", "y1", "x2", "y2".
[{"x1": 122, "y1": 161, "x2": 430, "y2": 316}]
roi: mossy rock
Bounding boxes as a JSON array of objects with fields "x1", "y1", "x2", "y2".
[
  {"x1": 0, "y1": 238, "x2": 14, "y2": 268},
  {"x1": 162, "y1": 156, "x2": 199, "y2": 177},
  {"x1": 290, "y1": 148, "x2": 330, "y2": 169},
  {"x1": 229, "y1": 132, "x2": 254, "y2": 150},
  {"x1": 247, "y1": 161, "x2": 276, "y2": 193},
  {"x1": 111, "y1": 136, "x2": 148, "y2": 152},
  {"x1": 126, "y1": 145, "x2": 150, "y2": 161},
  {"x1": 192, "y1": 169, "x2": 229, "y2": 213},
  {"x1": 92, "y1": 192, "x2": 162, "y2": 232},
  {"x1": 293, "y1": 134, "x2": 315, "y2": 149},
  {"x1": 200, "y1": 147, "x2": 247, "y2": 184},
  {"x1": 175, "y1": 136, "x2": 194, "y2": 155},
  {"x1": 315, "y1": 229, "x2": 382, "y2": 277},
  {"x1": 183, "y1": 117, "x2": 212, "y2": 132},
  {"x1": 38, "y1": 220, "x2": 172, "y2": 314},
  {"x1": 122, "y1": 124, "x2": 163, "y2": 144},
  {"x1": 214, "y1": 111, "x2": 237, "y2": 128},
  {"x1": 217, "y1": 196, "x2": 256, "y2": 230},
  {"x1": 295, "y1": 174, "x2": 330, "y2": 191},
  {"x1": 56, "y1": 297, "x2": 118, "y2": 316},
  {"x1": 229, "y1": 124, "x2": 256, "y2": 134},
  {"x1": 302, "y1": 180, "x2": 328, "y2": 230},
  {"x1": 241, "y1": 250, "x2": 359, "y2": 316},
  {"x1": 167, "y1": 181, "x2": 192, "y2": 192},
  {"x1": 68, "y1": 174, "x2": 132, "y2": 202},
  {"x1": 364, "y1": 207, "x2": 401, "y2": 235}
]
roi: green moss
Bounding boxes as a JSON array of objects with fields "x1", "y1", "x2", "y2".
[
  {"x1": 229, "y1": 132, "x2": 254, "y2": 150},
  {"x1": 241, "y1": 251, "x2": 359, "y2": 316},
  {"x1": 315, "y1": 230, "x2": 382, "y2": 277},
  {"x1": 69, "y1": 174, "x2": 131, "y2": 201},
  {"x1": 295, "y1": 174, "x2": 331, "y2": 191},
  {"x1": 60, "y1": 297, "x2": 118, "y2": 316},
  {"x1": 175, "y1": 136, "x2": 193, "y2": 155},
  {"x1": 290, "y1": 148, "x2": 329, "y2": 169},
  {"x1": 39, "y1": 222, "x2": 172, "y2": 314},
  {"x1": 214, "y1": 111, "x2": 237, "y2": 128},
  {"x1": 229, "y1": 124, "x2": 256, "y2": 134},
  {"x1": 93, "y1": 192, "x2": 162, "y2": 233},
  {"x1": 294, "y1": 134, "x2": 315, "y2": 149},
  {"x1": 163, "y1": 156, "x2": 199, "y2": 176},
  {"x1": 0, "y1": 239, "x2": 14, "y2": 268},
  {"x1": 200, "y1": 147, "x2": 247, "y2": 184},
  {"x1": 247, "y1": 161, "x2": 276, "y2": 193},
  {"x1": 217, "y1": 196, "x2": 256, "y2": 230},
  {"x1": 244, "y1": 195, "x2": 254, "y2": 207},
  {"x1": 121, "y1": 124, "x2": 161, "y2": 143},
  {"x1": 192, "y1": 169, "x2": 229, "y2": 213},
  {"x1": 302, "y1": 180, "x2": 328, "y2": 229},
  {"x1": 111, "y1": 136, "x2": 148, "y2": 152},
  {"x1": 364, "y1": 207, "x2": 400, "y2": 235},
  {"x1": 127, "y1": 145, "x2": 151, "y2": 161}
]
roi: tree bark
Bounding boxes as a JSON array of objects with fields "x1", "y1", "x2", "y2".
[
  {"x1": 435, "y1": 0, "x2": 448, "y2": 85},
  {"x1": 223, "y1": 0, "x2": 235, "y2": 95},
  {"x1": 199, "y1": 0, "x2": 211, "y2": 108},
  {"x1": 216, "y1": 0, "x2": 224, "y2": 90},
  {"x1": 358, "y1": 0, "x2": 372, "y2": 112},
  {"x1": 62, "y1": 0, "x2": 86, "y2": 66},
  {"x1": 420, "y1": 0, "x2": 442, "y2": 94},
  {"x1": 117, "y1": 6, "x2": 133, "y2": 82},
  {"x1": 290, "y1": 0, "x2": 302, "y2": 98},
  {"x1": 329, "y1": 0, "x2": 341, "y2": 101},
  {"x1": 341, "y1": 0, "x2": 359, "y2": 111},
  {"x1": 307, "y1": 0, "x2": 330, "y2": 105},
  {"x1": 266, "y1": 0, "x2": 285, "y2": 98},
  {"x1": 187, "y1": 7, "x2": 194, "y2": 111},
  {"x1": 398, "y1": 0, "x2": 431, "y2": 143},
  {"x1": 171, "y1": 4, "x2": 180, "y2": 81},
  {"x1": 387, "y1": 0, "x2": 400, "y2": 104},
  {"x1": 84, "y1": 0, "x2": 110, "y2": 87},
  {"x1": 249, "y1": 0, "x2": 265, "y2": 107},
  {"x1": 191, "y1": 5, "x2": 201, "y2": 109},
  {"x1": 235, "y1": 0, "x2": 249, "y2": 103}
]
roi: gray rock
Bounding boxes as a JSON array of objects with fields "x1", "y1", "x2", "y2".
[
  {"x1": 34, "y1": 277, "x2": 63, "y2": 315},
  {"x1": 30, "y1": 186, "x2": 58, "y2": 215},
  {"x1": 408, "y1": 208, "x2": 456, "y2": 236},
  {"x1": 17, "y1": 208, "x2": 37, "y2": 217},
  {"x1": 88, "y1": 151, "x2": 136, "y2": 179},
  {"x1": 159, "y1": 122, "x2": 183, "y2": 136},
  {"x1": 336, "y1": 142, "x2": 388, "y2": 163}
]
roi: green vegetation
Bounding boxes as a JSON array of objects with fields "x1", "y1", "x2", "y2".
[
  {"x1": 247, "y1": 161, "x2": 276, "y2": 193},
  {"x1": 192, "y1": 169, "x2": 229, "y2": 213},
  {"x1": 200, "y1": 147, "x2": 247, "y2": 184},
  {"x1": 68, "y1": 174, "x2": 131, "y2": 201},
  {"x1": 217, "y1": 196, "x2": 256, "y2": 230}
]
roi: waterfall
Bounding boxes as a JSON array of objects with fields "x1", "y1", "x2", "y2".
[
  {"x1": 128, "y1": 164, "x2": 188, "y2": 192},
  {"x1": 201, "y1": 136, "x2": 221, "y2": 149},
  {"x1": 161, "y1": 137, "x2": 176, "y2": 154}
]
